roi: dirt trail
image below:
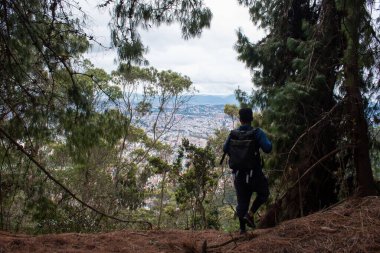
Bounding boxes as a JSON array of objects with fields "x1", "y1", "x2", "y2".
[{"x1": 1, "y1": 196, "x2": 379, "y2": 253}]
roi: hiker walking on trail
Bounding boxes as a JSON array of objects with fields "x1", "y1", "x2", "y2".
[{"x1": 223, "y1": 108, "x2": 272, "y2": 234}]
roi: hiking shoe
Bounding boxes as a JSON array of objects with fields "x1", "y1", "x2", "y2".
[
  {"x1": 243, "y1": 213, "x2": 256, "y2": 228},
  {"x1": 239, "y1": 229, "x2": 247, "y2": 235}
]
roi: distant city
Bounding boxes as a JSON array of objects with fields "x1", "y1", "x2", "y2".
[{"x1": 141, "y1": 95, "x2": 238, "y2": 147}]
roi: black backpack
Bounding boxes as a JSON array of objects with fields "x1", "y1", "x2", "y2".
[{"x1": 227, "y1": 128, "x2": 261, "y2": 171}]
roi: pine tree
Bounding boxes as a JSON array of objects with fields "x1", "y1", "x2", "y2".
[
  {"x1": 340, "y1": 0, "x2": 377, "y2": 196},
  {"x1": 235, "y1": 0, "x2": 379, "y2": 227}
]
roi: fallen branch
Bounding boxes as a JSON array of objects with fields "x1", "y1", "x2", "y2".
[
  {"x1": 207, "y1": 233, "x2": 255, "y2": 250},
  {"x1": 321, "y1": 199, "x2": 349, "y2": 213},
  {"x1": 207, "y1": 237, "x2": 241, "y2": 249}
]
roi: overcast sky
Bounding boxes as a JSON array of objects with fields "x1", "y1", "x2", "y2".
[{"x1": 81, "y1": 0, "x2": 265, "y2": 95}]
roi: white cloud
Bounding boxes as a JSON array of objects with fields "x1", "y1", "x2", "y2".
[{"x1": 80, "y1": 0, "x2": 264, "y2": 95}]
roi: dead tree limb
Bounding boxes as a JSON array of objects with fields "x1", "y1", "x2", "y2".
[
  {"x1": 278, "y1": 145, "x2": 355, "y2": 202},
  {"x1": 283, "y1": 102, "x2": 342, "y2": 171}
]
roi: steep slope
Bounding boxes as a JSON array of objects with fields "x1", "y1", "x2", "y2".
[{"x1": 0, "y1": 196, "x2": 379, "y2": 253}]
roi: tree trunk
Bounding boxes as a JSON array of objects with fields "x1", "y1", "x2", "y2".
[
  {"x1": 0, "y1": 171, "x2": 3, "y2": 230},
  {"x1": 343, "y1": 0, "x2": 377, "y2": 196},
  {"x1": 198, "y1": 197, "x2": 207, "y2": 229},
  {"x1": 157, "y1": 170, "x2": 166, "y2": 229}
]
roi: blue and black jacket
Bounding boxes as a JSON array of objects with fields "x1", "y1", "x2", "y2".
[{"x1": 223, "y1": 124, "x2": 272, "y2": 173}]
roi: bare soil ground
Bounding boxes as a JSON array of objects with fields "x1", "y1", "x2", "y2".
[{"x1": 1, "y1": 196, "x2": 379, "y2": 253}]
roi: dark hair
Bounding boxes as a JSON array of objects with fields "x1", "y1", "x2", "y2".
[{"x1": 239, "y1": 108, "x2": 253, "y2": 123}]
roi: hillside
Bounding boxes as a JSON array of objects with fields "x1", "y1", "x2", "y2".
[{"x1": 1, "y1": 196, "x2": 379, "y2": 253}]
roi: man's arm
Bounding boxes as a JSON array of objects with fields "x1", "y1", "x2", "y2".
[
  {"x1": 223, "y1": 134, "x2": 231, "y2": 154},
  {"x1": 220, "y1": 134, "x2": 231, "y2": 165},
  {"x1": 256, "y1": 128, "x2": 272, "y2": 153}
]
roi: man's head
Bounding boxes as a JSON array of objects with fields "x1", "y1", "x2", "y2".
[{"x1": 239, "y1": 108, "x2": 253, "y2": 124}]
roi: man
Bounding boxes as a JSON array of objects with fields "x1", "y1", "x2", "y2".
[{"x1": 223, "y1": 108, "x2": 272, "y2": 234}]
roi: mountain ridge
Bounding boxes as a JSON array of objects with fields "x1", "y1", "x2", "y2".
[{"x1": 186, "y1": 94, "x2": 238, "y2": 105}]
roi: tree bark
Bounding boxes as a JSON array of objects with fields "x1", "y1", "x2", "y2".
[{"x1": 343, "y1": 0, "x2": 377, "y2": 196}]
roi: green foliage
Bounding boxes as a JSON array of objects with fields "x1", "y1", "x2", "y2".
[
  {"x1": 235, "y1": 0, "x2": 340, "y2": 169},
  {"x1": 235, "y1": 0, "x2": 380, "y2": 219},
  {"x1": 5, "y1": 0, "x2": 378, "y2": 234},
  {"x1": 174, "y1": 139, "x2": 218, "y2": 229},
  {"x1": 369, "y1": 126, "x2": 380, "y2": 180},
  {"x1": 224, "y1": 104, "x2": 239, "y2": 128},
  {"x1": 0, "y1": 0, "x2": 216, "y2": 234},
  {"x1": 106, "y1": 0, "x2": 212, "y2": 64},
  {"x1": 286, "y1": 38, "x2": 300, "y2": 52},
  {"x1": 149, "y1": 157, "x2": 171, "y2": 174},
  {"x1": 1, "y1": 58, "x2": 196, "y2": 234}
]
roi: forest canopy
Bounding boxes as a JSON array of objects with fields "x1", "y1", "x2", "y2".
[{"x1": 0, "y1": 0, "x2": 379, "y2": 233}]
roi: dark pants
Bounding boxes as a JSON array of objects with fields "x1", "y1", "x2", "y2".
[{"x1": 233, "y1": 169, "x2": 269, "y2": 229}]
